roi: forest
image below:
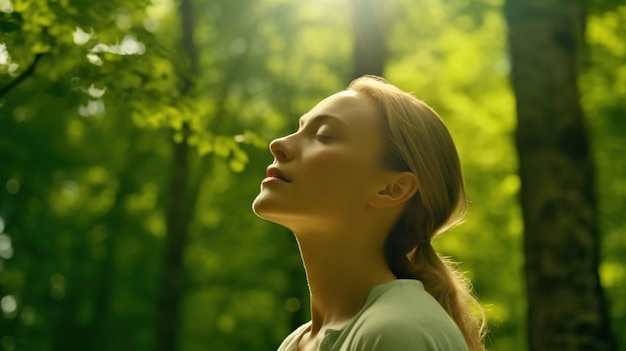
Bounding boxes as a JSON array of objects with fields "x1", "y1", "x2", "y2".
[{"x1": 0, "y1": 0, "x2": 625, "y2": 350}]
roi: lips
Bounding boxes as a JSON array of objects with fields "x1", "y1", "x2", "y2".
[{"x1": 266, "y1": 166, "x2": 291, "y2": 182}]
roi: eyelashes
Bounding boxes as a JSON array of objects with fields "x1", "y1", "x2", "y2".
[
  {"x1": 291, "y1": 125, "x2": 335, "y2": 142},
  {"x1": 313, "y1": 133, "x2": 334, "y2": 142},
  {"x1": 312, "y1": 126, "x2": 335, "y2": 142}
]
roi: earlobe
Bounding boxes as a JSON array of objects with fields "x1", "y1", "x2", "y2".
[{"x1": 370, "y1": 172, "x2": 419, "y2": 208}]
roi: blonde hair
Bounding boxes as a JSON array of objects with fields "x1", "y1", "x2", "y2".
[{"x1": 348, "y1": 76, "x2": 487, "y2": 351}]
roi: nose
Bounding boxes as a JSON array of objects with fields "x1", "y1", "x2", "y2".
[{"x1": 269, "y1": 135, "x2": 294, "y2": 162}]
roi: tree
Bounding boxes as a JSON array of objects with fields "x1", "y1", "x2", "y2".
[
  {"x1": 351, "y1": 0, "x2": 386, "y2": 79},
  {"x1": 153, "y1": 0, "x2": 198, "y2": 349},
  {"x1": 2, "y1": 1, "x2": 625, "y2": 350},
  {"x1": 504, "y1": 0, "x2": 615, "y2": 349}
]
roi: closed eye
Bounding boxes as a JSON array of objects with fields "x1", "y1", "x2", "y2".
[
  {"x1": 312, "y1": 126, "x2": 335, "y2": 142},
  {"x1": 299, "y1": 114, "x2": 345, "y2": 142},
  {"x1": 314, "y1": 133, "x2": 334, "y2": 142}
]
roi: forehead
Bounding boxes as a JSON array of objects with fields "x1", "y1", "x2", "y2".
[{"x1": 301, "y1": 90, "x2": 380, "y2": 128}]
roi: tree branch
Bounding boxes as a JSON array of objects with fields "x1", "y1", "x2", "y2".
[{"x1": 0, "y1": 53, "x2": 45, "y2": 100}]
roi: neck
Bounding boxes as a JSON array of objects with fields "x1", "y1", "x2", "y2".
[{"x1": 294, "y1": 225, "x2": 396, "y2": 336}]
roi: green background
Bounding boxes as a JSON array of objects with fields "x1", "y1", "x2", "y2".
[{"x1": 0, "y1": 0, "x2": 624, "y2": 350}]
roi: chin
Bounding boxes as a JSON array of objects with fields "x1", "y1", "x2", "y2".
[
  {"x1": 251, "y1": 200, "x2": 269, "y2": 219},
  {"x1": 252, "y1": 194, "x2": 283, "y2": 221},
  {"x1": 252, "y1": 196, "x2": 303, "y2": 230}
]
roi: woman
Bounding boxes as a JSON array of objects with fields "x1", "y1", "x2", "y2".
[{"x1": 253, "y1": 76, "x2": 486, "y2": 351}]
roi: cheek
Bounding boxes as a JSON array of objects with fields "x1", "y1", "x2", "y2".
[{"x1": 306, "y1": 150, "x2": 378, "y2": 195}]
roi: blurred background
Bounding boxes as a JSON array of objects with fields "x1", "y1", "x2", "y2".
[{"x1": 0, "y1": 0, "x2": 624, "y2": 350}]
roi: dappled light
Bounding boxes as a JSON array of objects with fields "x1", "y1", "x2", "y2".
[
  {"x1": 0, "y1": 295, "x2": 17, "y2": 318},
  {"x1": 91, "y1": 35, "x2": 146, "y2": 56},
  {"x1": 0, "y1": 0, "x2": 624, "y2": 350},
  {"x1": 72, "y1": 27, "x2": 92, "y2": 46},
  {"x1": 0, "y1": 234, "x2": 12, "y2": 260},
  {"x1": 0, "y1": 0, "x2": 13, "y2": 14},
  {"x1": 0, "y1": 44, "x2": 8, "y2": 64},
  {"x1": 78, "y1": 99, "x2": 106, "y2": 117},
  {"x1": 5, "y1": 179, "x2": 19, "y2": 195}
]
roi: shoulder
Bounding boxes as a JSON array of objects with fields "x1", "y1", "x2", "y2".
[
  {"x1": 345, "y1": 280, "x2": 469, "y2": 351},
  {"x1": 348, "y1": 315, "x2": 468, "y2": 351},
  {"x1": 277, "y1": 322, "x2": 311, "y2": 351}
]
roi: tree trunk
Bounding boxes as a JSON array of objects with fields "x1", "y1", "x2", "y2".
[
  {"x1": 155, "y1": 138, "x2": 191, "y2": 351},
  {"x1": 153, "y1": 0, "x2": 198, "y2": 350},
  {"x1": 504, "y1": 1, "x2": 615, "y2": 350},
  {"x1": 90, "y1": 173, "x2": 127, "y2": 351},
  {"x1": 350, "y1": 0, "x2": 386, "y2": 79}
]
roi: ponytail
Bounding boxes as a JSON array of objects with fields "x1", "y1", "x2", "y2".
[
  {"x1": 410, "y1": 243, "x2": 487, "y2": 351},
  {"x1": 384, "y1": 187, "x2": 487, "y2": 351}
]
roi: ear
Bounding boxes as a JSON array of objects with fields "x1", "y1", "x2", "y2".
[{"x1": 369, "y1": 172, "x2": 419, "y2": 209}]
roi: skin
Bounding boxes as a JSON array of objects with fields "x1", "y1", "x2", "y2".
[{"x1": 252, "y1": 90, "x2": 418, "y2": 351}]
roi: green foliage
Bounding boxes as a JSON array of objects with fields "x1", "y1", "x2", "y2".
[{"x1": 0, "y1": 0, "x2": 624, "y2": 350}]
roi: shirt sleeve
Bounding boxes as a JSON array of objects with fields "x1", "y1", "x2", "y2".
[
  {"x1": 349, "y1": 322, "x2": 443, "y2": 351},
  {"x1": 347, "y1": 317, "x2": 469, "y2": 351}
]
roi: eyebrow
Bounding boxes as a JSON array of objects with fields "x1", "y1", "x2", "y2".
[{"x1": 299, "y1": 114, "x2": 346, "y2": 128}]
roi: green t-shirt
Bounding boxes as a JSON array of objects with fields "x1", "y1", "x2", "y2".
[{"x1": 277, "y1": 279, "x2": 469, "y2": 351}]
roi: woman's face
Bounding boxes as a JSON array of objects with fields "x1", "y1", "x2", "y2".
[{"x1": 252, "y1": 90, "x2": 391, "y2": 231}]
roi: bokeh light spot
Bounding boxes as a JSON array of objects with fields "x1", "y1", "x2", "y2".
[
  {"x1": 1, "y1": 295, "x2": 17, "y2": 316},
  {"x1": 285, "y1": 297, "x2": 301, "y2": 312},
  {"x1": 0, "y1": 234, "x2": 12, "y2": 260},
  {"x1": 6, "y1": 179, "x2": 20, "y2": 194},
  {"x1": 0, "y1": 335, "x2": 15, "y2": 351}
]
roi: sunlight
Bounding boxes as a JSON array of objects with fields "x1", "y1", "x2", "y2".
[
  {"x1": 91, "y1": 35, "x2": 146, "y2": 56},
  {"x1": 144, "y1": 0, "x2": 174, "y2": 32},
  {"x1": 115, "y1": 10, "x2": 133, "y2": 31},
  {"x1": 0, "y1": 295, "x2": 17, "y2": 315},
  {"x1": 0, "y1": 234, "x2": 12, "y2": 260},
  {"x1": 0, "y1": 0, "x2": 12, "y2": 13},
  {"x1": 0, "y1": 43, "x2": 8, "y2": 65},
  {"x1": 1, "y1": 0, "x2": 624, "y2": 350},
  {"x1": 78, "y1": 99, "x2": 106, "y2": 117},
  {"x1": 86, "y1": 84, "x2": 106, "y2": 98},
  {"x1": 72, "y1": 27, "x2": 92, "y2": 46},
  {"x1": 86, "y1": 53, "x2": 102, "y2": 66}
]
